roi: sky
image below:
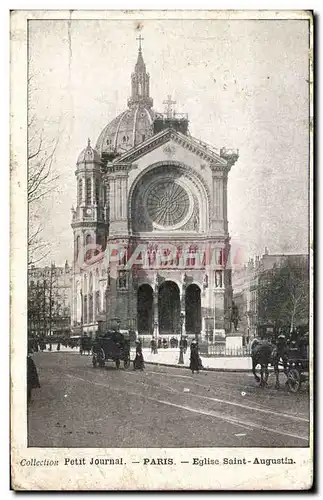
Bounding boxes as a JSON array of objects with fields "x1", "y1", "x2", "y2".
[{"x1": 28, "y1": 17, "x2": 310, "y2": 266}]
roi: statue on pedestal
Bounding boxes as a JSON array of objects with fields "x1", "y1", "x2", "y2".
[{"x1": 231, "y1": 301, "x2": 240, "y2": 332}]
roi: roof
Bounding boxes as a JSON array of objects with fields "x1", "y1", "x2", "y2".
[
  {"x1": 95, "y1": 103, "x2": 157, "y2": 156},
  {"x1": 112, "y1": 127, "x2": 232, "y2": 168},
  {"x1": 77, "y1": 139, "x2": 101, "y2": 166}
]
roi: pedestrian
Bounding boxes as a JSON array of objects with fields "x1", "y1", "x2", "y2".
[
  {"x1": 56, "y1": 342, "x2": 60, "y2": 351},
  {"x1": 150, "y1": 337, "x2": 156, "y2": 354},
  {"x1": 133, "y1": 340, "x2": 145, "y2": 371},
  {"x1": 183, "y1": 337, "x2": 188, "y2": 354},
  {"x1": 189, "y1": 340, "x2": 200, "y2": 374},
  {"x1": 27, "y1": 355, "x2": 40, "y2": 403}
]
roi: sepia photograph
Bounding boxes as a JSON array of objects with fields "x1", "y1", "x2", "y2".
[{"x1": 11, "y1": 9, "x2": 313, "y2": 490}]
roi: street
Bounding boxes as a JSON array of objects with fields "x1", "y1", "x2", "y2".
[{"x1": 28, "y1": 352, "x2": 309, "y2": 448}]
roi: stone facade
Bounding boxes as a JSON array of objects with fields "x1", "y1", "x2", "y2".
[
  {"x1": 232, "y1": 250, "x2": 309, "y2": 339},
  {"x1": 71, "y1": 44, "x2": 239, "y2": 341},
  {"x1": 28, "y1": 262, "x2": 71, "y2": 337}
]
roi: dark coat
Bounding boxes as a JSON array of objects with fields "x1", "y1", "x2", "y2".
[
  {"x1": 27, "y1": 356, "x2": 40, "y2": 390},
  {"x1": 133, "y1": 345, "x2": 144, "y2": 370},
  {"x1": 190, "y1": 344, "x2": 200, "y2": 372}
]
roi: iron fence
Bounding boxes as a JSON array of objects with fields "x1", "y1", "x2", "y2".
[
  {"x1": 200, "y1": 343, "x2": 251, "y2": 357},
  {"x1": 136, "y1": 337, "x2": 251, "y2": 357}
]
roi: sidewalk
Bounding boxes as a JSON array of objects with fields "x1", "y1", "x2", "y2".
[
  {"x1": 38, "y1": 345, "x2": 252, "y2": 371},
  {"x1": 132, "y1": 348, "x2": 252, "y2": 371}
]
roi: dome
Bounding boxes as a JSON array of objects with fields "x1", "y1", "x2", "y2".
[
  {"x1": 77, "y1": 139, "x2": 102, "y2": 166},
  {"x1": 96, "y1": 104, "x2": 157, "y2": 156}
]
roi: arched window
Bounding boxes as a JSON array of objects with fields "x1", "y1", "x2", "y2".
[
  {"x1": 95, "y1": 179, "x2": 100, "y2": 205},
  {"x1": 103, "y1": 186, "x2": 107, "y2": 206},
  {"x1": 83, "y1": 295, "x2": 88, "y2": 324},
  {"x1": 83, "y1": 275, "x2": 88, "y2": 294},
  {"x1": 78, "y1": 178, "x2": 82, "y2": 205},
  {"x1": 89, "y1": 272, "x2": 93, "y2": 292},
  {"x1": 76, "y1": 235, "x2": 80, "y2": 258},
  {"x1": 85, "y1": 234, "x2": 92, "y2": 260},
  {"x1": 89, "y1": 294, "x2": 93, "y2": 323},
  {"x1": 95, "y1": 290, "x2": 100, "y2": 317},
  {"x1": 86, "y1": 178, "x2": 91, "y2": 205}
]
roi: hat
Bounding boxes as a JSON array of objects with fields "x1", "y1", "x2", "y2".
[{"x1": 191, "y1": 340, "x2": 197, "y2": 344}]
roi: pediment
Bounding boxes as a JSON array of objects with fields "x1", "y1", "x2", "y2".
[{"x1": 112, "y1": 128, "x2": 230, "y2": 169}]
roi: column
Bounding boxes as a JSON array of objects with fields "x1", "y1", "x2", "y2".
[
  {"x1": 223, "y1": 173, "x2": 228, "y2": 232},
  {"x1": 108, "y1": 165, "x2": 130, "y2": 235},
  {"x1": 210, "y1": 168, "x2": 226, "y2": 233},
  {"x1": 91, "y1": 177, "x2": 95, "y2": 206},
  {"x1": 109, "y1": 178, "x2": 116, "y2": 221},
  {"x1": 180, "y1": 286, "x2": 186, "y2": 336},
  {"x1": 153, "y1": 288, "x2": 159, "y2": 339}
]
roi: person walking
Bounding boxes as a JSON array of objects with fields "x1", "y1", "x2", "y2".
[
  {"x1": 27, "y1": 355, "x2": 40, "y2": 403},
  {"x1": 150, "y1": 337, "x2": 156, "y2": 354},
  {"x1": 189, "y1": 340, "x2": 200, "y2": 374},
  {"x1": 183, "y1": 337, "x2": 188, "y2": 354},
  {"x1": 133, "y1": 340, "x2": 145, "y2": 371}
]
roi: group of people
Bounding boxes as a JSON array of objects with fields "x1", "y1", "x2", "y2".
[
  {"x1": 149, "y1": 336, "x2": 189, "y2": 354},
  {"x1": 142, "y1": 337, "x2": 203, "y2": 374}
]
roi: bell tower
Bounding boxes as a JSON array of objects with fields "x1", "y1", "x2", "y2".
[
  {"x1": 71, "y1": 138, "x2": 108, "y2": 266},
  {"x1": 71, "y1": 139, "x2": 109, "y2": 332}
]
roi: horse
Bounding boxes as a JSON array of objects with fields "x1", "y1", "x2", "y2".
[
  {"x1": 80, "y1": 337, "x2": 93, "y2": 356},
  {"x1": 251, "y1": 339, "x2": 288, "y2": 389}
]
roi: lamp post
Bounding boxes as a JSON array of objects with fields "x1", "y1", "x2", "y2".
[
  {"x1": 153, "y1": 320, "x2": 158, "y2": 338},
  {"x1": 178, "y1": 312, "x2": 185, "y2": 365},
  {"x1": 153, "y1": 321, "x2": 158, "y2": 353}
]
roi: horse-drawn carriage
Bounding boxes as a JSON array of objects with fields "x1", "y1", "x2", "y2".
[
  {"x1": 92, "y1": 330, "x2": 131, "y2": 369},
  {"x1": 251, "y1": 334, "x2": 309, "y2": 393},
  {"x1": 284, "y1": 338, "x2": 309, "y2": 393}
]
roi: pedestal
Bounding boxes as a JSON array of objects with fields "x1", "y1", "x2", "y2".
[{"x1": 225, "y1": 335, "x2": 243, "y2": 349}]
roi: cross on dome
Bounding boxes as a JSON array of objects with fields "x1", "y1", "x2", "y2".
[{"x1": 163, "y1": 95, "x2": 176, "y2": 118}]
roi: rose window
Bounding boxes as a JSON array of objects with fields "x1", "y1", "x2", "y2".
[{"x1": 145, "y1": 180, "x2": 191, "y2": 228}]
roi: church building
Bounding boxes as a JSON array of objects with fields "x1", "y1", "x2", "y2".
[{"x1": 71, "y1": 38, "x2": 239, "y2": 342}]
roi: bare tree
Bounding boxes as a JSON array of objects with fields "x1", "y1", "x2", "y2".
[
  {"x1": 258, "y1": 258, "x2": 309, "y2": 335},
  {"x1": 28, "y1": 74, "x2": 60, "y2": 265}
]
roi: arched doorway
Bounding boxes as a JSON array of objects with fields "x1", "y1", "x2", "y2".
[
  {"x1": 185, "y1": 284, "x2": 201, "y2": 336},
  {"x1": 137, "y1": 284, "x2": 153, "y2": 334},
  {"x1": 158, "y1": 281, "x2": 180, "y2": 334}
]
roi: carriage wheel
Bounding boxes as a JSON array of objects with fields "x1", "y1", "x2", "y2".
[
  {"x1": 124, "y1": 358, "x2": 130, "y2": 369},
  {"x1": 287, "y1": 368, "x2": 301, "y2": 393},
  {"x1": 115, "y1": 359, "x2": 121, "y2": 370}
]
